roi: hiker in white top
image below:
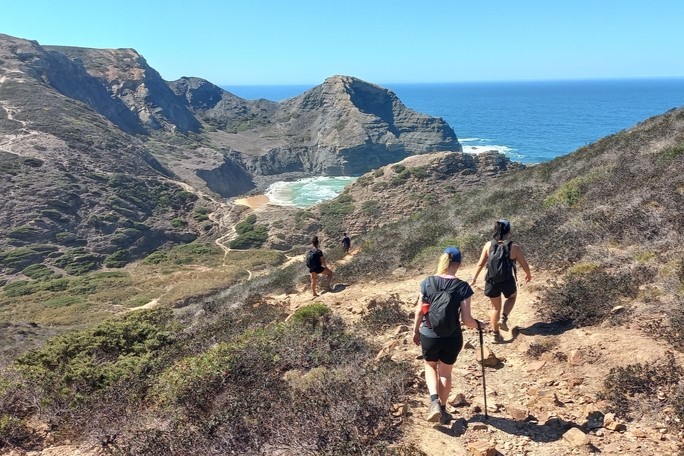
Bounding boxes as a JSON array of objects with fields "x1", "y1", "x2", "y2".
[
  {"x1": 471, "y1": 219, "x2": 532, "y2": 343},
  {"x1": 413, "y1": 247, "x2": 487, "y2": 424}
]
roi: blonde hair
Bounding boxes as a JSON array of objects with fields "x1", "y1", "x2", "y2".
[{"x1": 435, "y1": 253, "x2": 452, "y2": 275}]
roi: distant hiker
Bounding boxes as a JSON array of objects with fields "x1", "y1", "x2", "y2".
[
  {"x1": 471, "y1": 219, "x2": 532, "y2": 343},
  {"x1": 341, "y1": 232, "x2": 351, "y2": 253},
  {"x1": 306, "y1": 235, "x2": 333, "y2": 297},
  {"x1": 413, "y1": 247, "x2": 487, "y2": 424}
]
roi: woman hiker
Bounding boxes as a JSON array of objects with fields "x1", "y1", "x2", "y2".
[
  {"x1": 413, "y1": 247, "x2": 487, "y2": 423},
  {"x1": 306, "y1": 235, "x2": 333, "y2": 297},
  {"x1": 471, "y1": 219, "x2": 532, "y2": 343}
]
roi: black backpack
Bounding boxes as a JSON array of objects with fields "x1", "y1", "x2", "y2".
[
  {"x1": 487, "y1": 240, "x2": 514, "y2": 283},
  {"x1": 425, "y1": 276, "x2": 463, "y2": 337},
  {"x1": 306, "y1": 249, "x2": 321, "y2": 270}
]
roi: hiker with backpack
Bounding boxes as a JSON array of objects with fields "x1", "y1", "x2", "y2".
[
  {"x1": 471, "y1": 219, "x2": 532, "y2": 343},
  {"x1": 341, "y1": 232, "x2": 351, "y2": 253},
  {"x1": 412, "y1": 247, "x2": 487, "y2": 424},
  {"x1": 306, "y1": 235, "x2": 333, "y2": 297}
]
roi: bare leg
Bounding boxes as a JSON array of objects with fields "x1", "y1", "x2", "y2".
[
  {"x1": 502, "y1": 292, "x2": 517, "y2": 318},
  {"x1": 310, "y1": 272, "x2": 319, "y2": 296},
  {"x1": 323, "y1": 268, "x2": 333, "y2": 291},
  {"x1": 437, "y1": 362, "x2": 454, "y2": 405},
  {"x1": 489, "y1": 296, "x2": 502, "y2": 333},
  {"x1": 424, "y1": 360, "x2": 439, "y2": 396}
]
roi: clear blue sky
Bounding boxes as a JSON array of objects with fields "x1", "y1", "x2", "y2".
[{"x1": 2, "y1": 0, "x2": 683, "y2": 86}]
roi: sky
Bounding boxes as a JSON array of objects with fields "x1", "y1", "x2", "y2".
[{"x1": 2, "y1": 0, "x2": 683, "y2": 86}]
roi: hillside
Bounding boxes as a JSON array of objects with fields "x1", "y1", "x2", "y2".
[
  {"x1": 0, "y1": 33, "x2": 465, "y2": 289},
  {"x1": 0, "y1": 95, "x2": 682, "y2": 455}
]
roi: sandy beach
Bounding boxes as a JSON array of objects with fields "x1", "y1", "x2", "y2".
[{"x1": 234, "y1": 194, "x2": 270, "y2": 209}]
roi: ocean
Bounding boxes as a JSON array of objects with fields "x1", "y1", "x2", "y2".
[{"x1": 225, "y1": 78, "x2": 684, "y2": 206}]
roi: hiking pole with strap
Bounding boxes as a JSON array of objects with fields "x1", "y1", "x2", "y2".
[{"x1": 476, "y1": 321, "x2": 489, "y2": 420}]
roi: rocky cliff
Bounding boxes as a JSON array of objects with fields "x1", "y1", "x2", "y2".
[{"x1": 0, "y1": 32, "x2": 468, "y2": 278}]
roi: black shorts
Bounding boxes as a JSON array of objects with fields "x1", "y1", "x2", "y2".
[
  {"x1": 420, "y1": 333, "x2": 463, "y2": 365},
  {"x1": 309, "y1": 266, "x2": 325, "y2": 274},
  {"x1": 484, "y1": 279, "x2": 517, "y2": 299}
]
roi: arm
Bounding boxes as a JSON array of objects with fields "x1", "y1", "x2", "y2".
[
  {"x1": 470, "y1": 242, "x2": 490, "y2": 286},
  {"x1": 460, "y1": 297, "x2": 487, "y2": 330},
  {"x1": 510, "y1": 243, "x2": 532, "y2": 283},
  {"x1": 412, "y1": 294, "x2": 423, "y2": 345}
]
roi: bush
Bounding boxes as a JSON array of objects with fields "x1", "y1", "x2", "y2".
[
  {"x1": 148, "y1": 306, "x2": 411, "y2": 455},
  {"x1": 602, "y1": 351, "x2": 683, "y2": 423},
  {"x1": 363, "y1": 294, "x2": 411, "y2": 332},
  {"x1": 15, "y1": 309, "x2": 176, "y2": 403},
  {"x1": 104, "y1": 249, "x2": 129, "y2": 268},
  {"x1": 537, "y1": 266, "x2": 645, "y2": 327},
  {"x1": 526, "y1": 339, "x2": 557, "y2": 359},
  {"x1": 230, "y1": 215, "x2": 268, "y2": 249},
  {"x1": 21, "y1": 264, "x2": 59, "y2": 281},
  {"x1": 3, "y1": 280, "x2": 40, "y2": 297}
]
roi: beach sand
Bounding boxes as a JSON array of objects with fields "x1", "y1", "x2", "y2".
[{"x1": 234, "y1": 194, "x2": 270, "y2": 209}]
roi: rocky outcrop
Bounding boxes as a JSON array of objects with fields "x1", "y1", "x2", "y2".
[
  {"x1": 195, "y1": 154, "x2": 255, "y2": 197},
  {"x1": 46, "y1": 45, "x2": 201, "y2": 133},
  {"x1": 261, "y1": 75, "x2": 462, "y2": 175}
]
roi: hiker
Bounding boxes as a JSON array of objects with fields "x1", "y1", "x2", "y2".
[
  {"x1": 413, "y1": 247, "x2": 487, "y2": 424},
  {"x1": 471, "y1": 219, "x2": 532, "y2": 343},
  {"x1": 341, "y1": 232, "x2": 351, "y2": 253},
  {"x1": 306, "y1": 235, "x2": 333, "y2": 297}
]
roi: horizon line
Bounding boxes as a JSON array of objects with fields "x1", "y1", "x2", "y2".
[{"x1": 220, "y1": 75, "x2": 684, "y2": 87}]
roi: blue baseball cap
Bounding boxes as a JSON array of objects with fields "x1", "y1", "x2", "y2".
[{"x1": 444, "y1": 246, "x2": 462, "y2": 263}]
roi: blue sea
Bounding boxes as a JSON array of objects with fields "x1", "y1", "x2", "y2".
[{"x1": 225, "y1": 78, "x2": 684, "y2": 206}]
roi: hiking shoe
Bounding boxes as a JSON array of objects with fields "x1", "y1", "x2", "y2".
[
  {"x1": 498, "y1": 315, "x2": 509, "y2": 331},
  {"x1": 440, "y1": 408, "x2": 453, "y2": 425},
  {"x1": 491, "y1": 331, "x2": 504, "y2": 344},
  {"x1": 426, "y1": 399, "x2": 441, "y2": 422}
]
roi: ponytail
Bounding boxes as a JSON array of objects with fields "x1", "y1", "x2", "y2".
[{"x1": 493, "y1": 219, "x2": 511, "y2": 241}]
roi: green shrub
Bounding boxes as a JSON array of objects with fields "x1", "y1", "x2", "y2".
[
  {"x1": 55, "y1": 232, "x2": 87, "y2": 246},
  {"x1": 290, "y1": 303, "x2": 331, "y2": 327},
  {"x1": 361, "y1": 200, "x2": 380, "y2": 215},
  {"x1": 391, "y1": 164, "x2": 405, "y2": 173},
  {"x1": 15, "y1": 309, "x2": 176, "y2": 402},
  {"x1": 54, "y1": 249, "x2": 100, "y2": 275},
  {"x1": 3, "y1": 280, "x2": 40, "y2": 297},
  {"x1": 230, "y1": 215, "x2": 268, "y2": 249},
  {"x1": 0, "y1": 248, "x2": 45, "y2": 273},
  {"x1": 44, "y1": 295, "x2": 82, "y2": 308},
  {"x1": 104, "y1": 249, "x2": 129, "y2": 268},
  {"x1": 659, "y1": 143, "x2": 684, "y2": 162},
  {"x1": 7, "y1": 226, "x2": 42, "y2": 240},
  {"x1": 21, "y1": 264, "x2": 59, "y2": 281},
  {"x1": 171, "y1": 218, "x2": 187, "y2": 228}
]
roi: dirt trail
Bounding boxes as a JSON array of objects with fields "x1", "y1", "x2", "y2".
[{"x1": 277, "y1": 263, "x2": 681, "y2": 455}]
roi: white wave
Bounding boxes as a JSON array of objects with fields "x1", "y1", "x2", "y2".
[
  {"x1": 459, "y1": 137, "x2": 488, "y2": 142},
  {"x1": 266, "y1": 176, "x2": 357, "y2": 208},
  {"x1": 462, "y1": 144, "x2": 513, "y2": 155}
]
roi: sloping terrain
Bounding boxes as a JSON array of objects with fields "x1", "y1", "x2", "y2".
[
  {"x1": 0, "y1": 103, "x2": 682, "y2": 455},
  {"x1": 0, "y1": 33, "x2": 467, "y2": 286}
]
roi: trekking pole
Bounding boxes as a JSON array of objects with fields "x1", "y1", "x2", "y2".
[{"x1": 476, "y1": 321, "x2": 489, "y2": 420}]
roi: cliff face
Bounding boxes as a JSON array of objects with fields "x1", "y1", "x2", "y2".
[
  {"x1": 256, "y1": 75, "x2": 462, "y2": 175},
  {"x1": 46, "y1": 45, "x2": 202, "y2": 133},
  {"x1": 0, "y1": 34, "x2": 204, "y2": 277}
]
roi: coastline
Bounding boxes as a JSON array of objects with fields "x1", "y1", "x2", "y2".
[{"x1": 234, "y1": 195, "x2": 270, "y2": 209}]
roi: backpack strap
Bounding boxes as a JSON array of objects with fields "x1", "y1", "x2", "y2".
[{"x1": 426, "y1": 276, "x2": 462, "y2": 302}]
